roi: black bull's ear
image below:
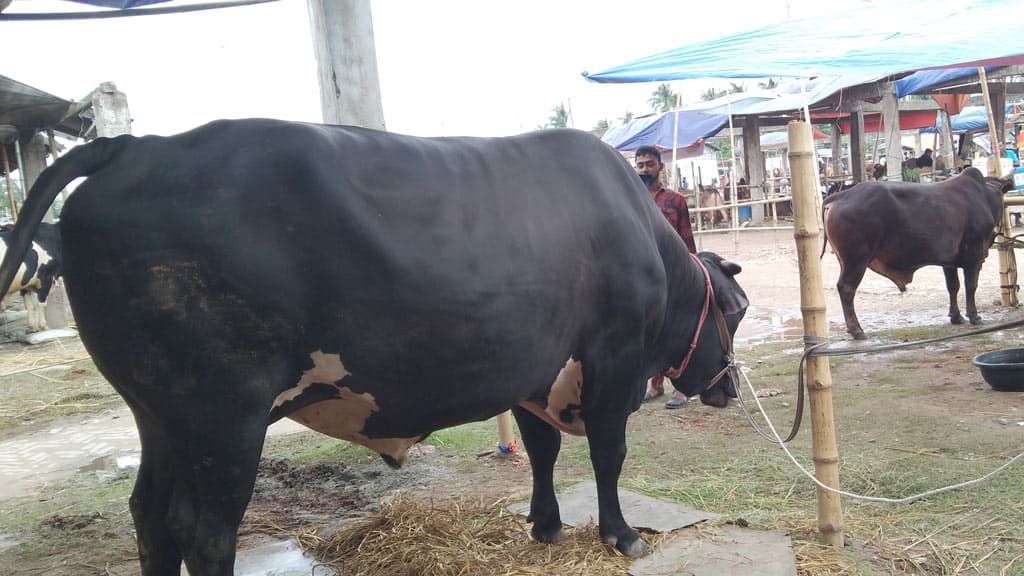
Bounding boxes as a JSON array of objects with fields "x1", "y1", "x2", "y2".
[{"x1": 699, "y1": 252, "x2": 749, "y2": 316}]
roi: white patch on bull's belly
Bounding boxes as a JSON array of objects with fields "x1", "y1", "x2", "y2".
[
  {"x1": 518, "y1": 357, "x2": 586, "y2": 436},
  {"x1": 273, "y1": 350, "x2": 419, "y2": 465}
]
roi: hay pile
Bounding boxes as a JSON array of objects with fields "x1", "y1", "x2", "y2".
[{"x1": 300, "y1": 493, "x2": 656, "y2": 576}]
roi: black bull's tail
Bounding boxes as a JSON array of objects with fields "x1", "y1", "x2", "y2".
[{"x1": 0, "y1": 135, "x2": 130, "y2": 299}]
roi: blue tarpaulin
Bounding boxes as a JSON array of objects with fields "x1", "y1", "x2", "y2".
[
  {"x1": 65, "y1": 0, "x2": 169, "y2": 7},
  {"x1": 601, "y1": 109, "x2": 728, "y2": 152},
  {"x1": 920, "y1": 104, "x2": 1016, "y2": 133},
  {"x1": 583, "y1": 0, "x2": 1024, "y2": 83},
  {"x1": 894, "y1": 67, "x2": 999, "y2": 98}
]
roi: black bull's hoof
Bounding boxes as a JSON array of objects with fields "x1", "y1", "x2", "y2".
[{"x1": 603, "y1": 531, "x2": 651, "y2": 558}]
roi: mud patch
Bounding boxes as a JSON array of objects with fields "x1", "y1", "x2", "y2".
[
  {"x1": 40, "y1": 512, "x2": 103, "y2": 531},
  {"x1": 243, "y1": 451, "x2": 458, "y2": 534}
]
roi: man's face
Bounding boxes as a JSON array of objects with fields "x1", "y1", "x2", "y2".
[{"x1": 635, "y1": 154, "x2": 662, "y2": 188}]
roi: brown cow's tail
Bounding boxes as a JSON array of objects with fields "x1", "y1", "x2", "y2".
[
  {"x1": 820, "y1": 202, "x2": 831, "y2": 259},
  {"x1": 0, "y1": 135, "x2": 132, "y2": 299}
]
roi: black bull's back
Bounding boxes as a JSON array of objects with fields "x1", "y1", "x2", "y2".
[
  {"x1": 56, "y1": 121, "x2": 668, "y2": 434},
  {"x1": 0, "y1": 119, "x2": 747, "y2": 573}
]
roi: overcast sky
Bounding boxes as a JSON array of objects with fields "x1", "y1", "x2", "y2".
[{"x1": 2, "y1": 0, "x2": 872, "y2": 138}]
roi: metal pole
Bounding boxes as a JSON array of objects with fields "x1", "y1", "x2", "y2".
[{"x1": 788, "y1": 120, "x2": 844, "y2": 548}]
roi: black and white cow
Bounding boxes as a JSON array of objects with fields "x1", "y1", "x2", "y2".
[
  {"x1": 0, "y1": 222, "x2": 61, "y2": 332},
  {"x1": 0, "y1": 119, "x2": 748, "y2": 576}
]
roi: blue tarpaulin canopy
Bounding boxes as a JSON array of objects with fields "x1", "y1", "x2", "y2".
[
  {"x1": 64, "y1": 1, "x2": 168, "y2": 7},
  {"x1": 583, "y1": 0, "x2": 1024, "y2": 83},
  {"x1": 601, "y1": 109, "x2": 727, "y2": 152},
  {"x1": 894, "y1": 67, "x2": 999, "y2": 98},
  {"x1": 920, "y1": 104, "x2": 1017, "y2": 133}
]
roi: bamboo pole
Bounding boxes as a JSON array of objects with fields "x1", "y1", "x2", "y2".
[
  {"x1": 788, "y1": 121, "x2": 844, "y2": 547},
  {"x1": 727, "y1": 98, "x2": 739, "y2": 251},
  {"x1": 496, "y1": 411, "x2": 515, "y2": 452},
  {"x1": 671, "y1": 93, "x2": 681, "y2": 190},
  {"x1": 979, "y1": 68, "x2": 1018, "y2": 307}
]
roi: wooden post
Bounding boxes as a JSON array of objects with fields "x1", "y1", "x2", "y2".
[
  {"x1": 849, "y1": 107, "x2": 866, "y2": 182},
  {"x1": 743, "y1": 115, "x2": 765, "y2": 225},
  {"x1": 1, "y1": 145, "x2": 16, "y2": 221},
  {"x1": 940, "y1": 108, "x2": 956, "y2": 174},
  {"x1": 307, "y1": 0, "x2": 386, "y2": 130},
  {"x1": 979, "y1": 68, "x2": 1018, "y2": 308},
  {"x1": 882, "y1": 84, "x2": 902, "y2": 182},
  {"x1": 788, "y1": 121, "x2": 844, "y2": 547},
  {"x1": 496, "y1": 410, "x2": 515, "y2": 452}
]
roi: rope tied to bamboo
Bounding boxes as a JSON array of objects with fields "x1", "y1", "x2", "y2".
[{"x1": 733, "y1": 316, "x2": 1024, "y2": 504}]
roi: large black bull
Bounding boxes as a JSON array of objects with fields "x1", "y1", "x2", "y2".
[
  {"x1": 822, "y1": 167, "x2": 1012, "y2": 339},
  {"x1": 0, "y1": 120, "x2": 748, "y2": 575}
]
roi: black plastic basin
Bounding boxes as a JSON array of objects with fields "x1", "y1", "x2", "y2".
[{"x1": 972, "y1": 348, "x2": 1024, "y2": 392}]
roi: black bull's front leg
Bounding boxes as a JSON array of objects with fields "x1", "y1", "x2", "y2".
[{"x1": 585, "y1": 411, "x2": 650, "y2": 557}]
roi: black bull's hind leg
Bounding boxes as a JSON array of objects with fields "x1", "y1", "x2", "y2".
[{"x1": 511, "y1": 405, "x2": 566, "y2": 544}]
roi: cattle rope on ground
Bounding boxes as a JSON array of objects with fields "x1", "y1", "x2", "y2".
[
  {"x1": 731, "y1": 315, "x2": 1024, "y2": 505},
  {"x1": 735, "y1": 365, "x2": 1024, "y2": 505}
]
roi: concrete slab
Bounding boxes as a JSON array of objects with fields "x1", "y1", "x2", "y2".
[
  {"x1": 628, "y1": 525, "x2": 797, "y2": 576},
  {"x1": 509, "y1": 482, "x2": 796, "y2": 576},
  {"x1": 21, "y1": 327, "x2": 77, "y2": 345},
  {"x1": 507, "y1": 481, "x2": 720, "y2": 532},
  {"x1": 181, "y1": 538, "x2": 330, "y2": 575}
]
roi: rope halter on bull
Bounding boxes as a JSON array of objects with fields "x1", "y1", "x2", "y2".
[{"x1": 663, "y1": 253, "x2": 736, "y2": 393}]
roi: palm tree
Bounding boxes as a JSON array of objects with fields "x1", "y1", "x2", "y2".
[
  {"x1": 758, "y1": 78, "x2": 780, "y2": 90},
  {"x1": 542, "y1": 103, "x2": 569, "y2": 129},
  {"x1": 620, "y1": 111, "x2": 634, "y2": 124},
  {"x1": 592, "y1": 119, "x2": 610, "y2": 137},
  {"x1": 700, "y1": 87, "x2": 726, "y2": 102},
  {"x1": 648, "y1": 83, "x2": 677, "y2": 113},
  {"x1": 728, "y1": 82, "x2": 746, "y2": 94}
]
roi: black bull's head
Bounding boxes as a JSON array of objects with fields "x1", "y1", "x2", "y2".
[{"x1": 677, "y1": 252, "x2": 749, "y2": 408}]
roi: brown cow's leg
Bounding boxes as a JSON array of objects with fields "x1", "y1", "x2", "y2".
[
  {"x1": 961, "y1": 264, "x2": 983, "y2": 324},
  {"x1": 837, "y1": 265, "x2": 868, "y2": 339},
  {"x1": 943, "y1": 267, "x2": 966, "y2": 324}
]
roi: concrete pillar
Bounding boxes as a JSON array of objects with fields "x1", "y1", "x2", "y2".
[
  {"x1": 882, "y1": 84, "x2": 902, "y2": 181},
  {"x1": 849, "y1": 108, "x2": 866, "y2": 182},
  {"x1": 307, "y1": 0, "x2": 386, "y2": 130},
  {"x1": 91, "y1": 82, "x2": 131, "y2": 137},
  {"x1": 741, "y1": 116, "x2": 765, "y2": 224}
]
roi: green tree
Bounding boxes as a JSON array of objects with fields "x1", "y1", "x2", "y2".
[
  {"x1": 728, "y1": 82, "x2": 746, "y2": 94},
  {"x1": 620, "y1": 111, "x2": 634, "y2": 124},
  {"x1": 539, "y1": 103, "x2": 569, "y2": 129},
  {"x1": 700, "y1": 87, "x2": 726, "y2": 101},
  {"x1": 648, "y1": 83, "x2": 677, "y2": 113},
  {"x1": 592, "y1": 119, "x2": 611, "y2": 137},
  {"x1": 757, "y1": 78, "x2": 780, "y2": 90}
]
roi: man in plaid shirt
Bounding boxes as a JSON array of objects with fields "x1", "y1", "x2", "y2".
[{"x1": 634, "y1": 145, "x2": 697, "y2": 408}]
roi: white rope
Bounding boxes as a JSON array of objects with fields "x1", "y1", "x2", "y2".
[{"x1": 737, "y1": 364, "x2": 1024, "y2": 504}]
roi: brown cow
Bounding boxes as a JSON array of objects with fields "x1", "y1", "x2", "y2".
[{"x1": 822, "y1": 167, "x2": 1012, "y2": 340}]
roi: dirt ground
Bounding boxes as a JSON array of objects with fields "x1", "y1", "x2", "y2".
[{"x1": 2, "y1": 225, "x2": 1023, "y2": 575}]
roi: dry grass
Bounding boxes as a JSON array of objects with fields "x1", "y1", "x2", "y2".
[{"x1": 300, "y1": 493, "x2": 661, "y2": 576}]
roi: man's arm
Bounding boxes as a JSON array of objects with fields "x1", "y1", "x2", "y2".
[{"x1": 673, "y1": 194, "x2": 698, "y2": 253}]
